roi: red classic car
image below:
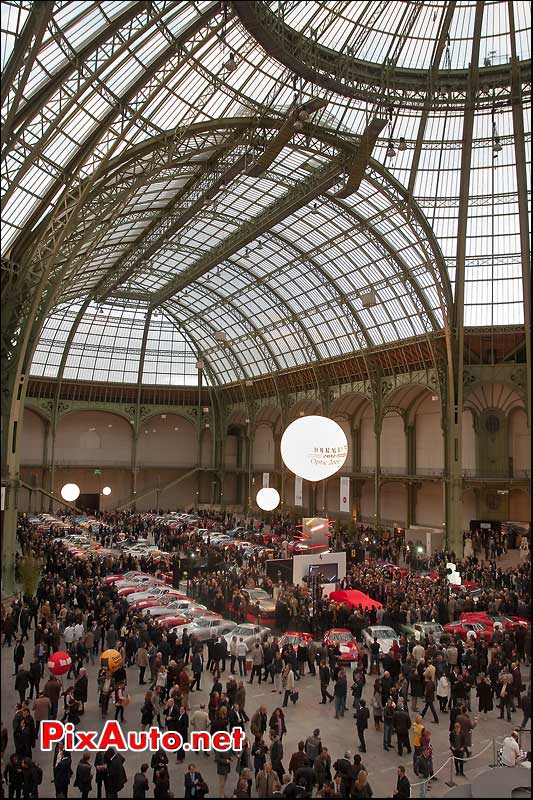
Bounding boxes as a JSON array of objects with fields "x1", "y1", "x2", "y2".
[
  {"x1": 460, "y1": 612, "x2": 531, "y2": 632},
  {"x1": 444, "y1": 619, "x2": 494, "y2": 643},
  {"x1": 323, "y1": 629, "x2": 360, "y2": 662},
  {"x1": 156, "y1": 611, "x2": 221, "y2": 629},
  {"x1": 103, "y1": 570, "x2": 143, "y2": 585},
  {"x1": 116, "y1": 582, "x2": 163, "y2": 597},
  {"x1": 133, "y1": 594, "x2": 188, "y2": 611},
  {"x1": 153, "y1": 615, "x2": 189, "y2": 629},
  {"x1": 279, "y1": 631, "x2": 314, "y2": 652}
]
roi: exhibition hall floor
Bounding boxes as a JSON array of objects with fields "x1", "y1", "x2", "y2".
[{"x1": 2, "y1": 646, "x2": 526, "y2": 797}]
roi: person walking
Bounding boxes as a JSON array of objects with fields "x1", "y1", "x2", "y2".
[
  {"x1": 136, "y1": 645, "x2": 149, "y2": 685},
  {"x1": 215, "y1": 750, "x2": 232, "y2": 797},
  {"x1": 140, "y1": 692, "x2": 155, "y2": 732},
  {"x1": 32, "y1": 692, "x2": 51, "y2": 736},
  {"x1": 394, "y1": 702, "x2": 412, "y2": 757},
  {"x1": 270, "y1": 732, "x2": 285, "y2": 782},
  {"x1": 333, "y1": 668, "x2": 348, "y2": 719},
  {"x1": 369, "y1": 638, "x2": 381, "y2": 675},
  {"x1": 184, "y1": 763, "x2": 208, "y2": 799},
  {"x1": 352, "y1": 769, "x2": 373, "y2": 799},
  {"x1": 190, "y1": 648, "x2": 204, "y2": 692},
  {"x1": 355, "y1": 700, "x2": 370, "y2": 753},
  {"x1": 132, "y1": 763, "x2": 150, "y2": 799},
  {"x1": 449, "y1": 722, "x2": 466, "y2": 776},
  {"x1": 281, "y1": 665, "x2": 295, "y2": 709},
  {"x1": 370, "y1": 682, "x2": 383, "y2": 730},
  {"x1": 74, "y1": 752, "x2": 93, "y2": 799},
  {"x1": 412, "y1": 714, "x2": 425, "y2": 774},
  {"x1": 436, "y1": 674, "x2": 449, "y2": 713},
  {"x1": 476, "y1": 675, "x2": 493, "y2": 717},
  {"x1": 421, "y1": 678, "x2": 439, "y2": 724},
  {"x1": 519, "y1": 686, "x2": 531, "y2": 730},
  {"x1": 255, "y1": 763, "x2": 276, "y2": 798},
  {"x1": 236, "y1": 639, "x2": 248, "y2": 677},
  {"x1": 392, "y1": 765, "x2": 411, "y2": 800},
  {"x1": 249, "y1": 643, "x2": 264, "y2": 685},
  {"x1": 415, "y1": 746, "x2": 431, "y2": 798},
  {"x1": 113, "y1": 681, "x2": 127, "y2": 724},
  {"x1": 456, "y1": 705, "x2": 477, "y2": 758},
  {"x1": 383, "y1": 698, "x2": 395, "y2": 751},
  {"x1": 319, "y1": 661, "x2": 334, "y2": 704}
]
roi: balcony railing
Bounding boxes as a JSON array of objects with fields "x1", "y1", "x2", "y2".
[{"x1": 462, "y1": 468, "x2": 530, "y2": 480}]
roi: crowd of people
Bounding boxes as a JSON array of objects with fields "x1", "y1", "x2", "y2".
[{"x1": 0, "y1": 510, "x2": 530, "y2": 798}]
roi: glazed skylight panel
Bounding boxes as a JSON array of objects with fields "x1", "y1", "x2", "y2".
[{"x1": 0, "y1": 2, "x2": 30, "y2": 69}]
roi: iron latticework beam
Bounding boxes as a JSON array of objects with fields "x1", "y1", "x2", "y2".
[{"x1": 150, "y1": 156, "x2": 348, "y2": 306}]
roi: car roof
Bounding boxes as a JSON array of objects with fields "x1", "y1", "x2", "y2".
[{"x1": 369, "y1": 626, "x2": 397, "y2": 632}]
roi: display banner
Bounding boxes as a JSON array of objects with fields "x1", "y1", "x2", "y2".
[
  {"x1": 1, "y1": 486, "x2": 5, "y2": 511},
  {"x1": 262, "y1": 472, "x2": 269, "y2": 488},
  {"x1": 295, "y1": 475, "x2": 303, "y2": 506},
  {"x1": 340, "y1": 477, "x2": 350, "y2": 512}
]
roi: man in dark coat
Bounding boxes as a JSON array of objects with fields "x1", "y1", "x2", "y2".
[
  {"x1": 393, "y1": 703, "x2": 412, "y2": 756},
  {"x1": 355, "y1": 700, "x2": 370, "y2": 753},
  {"x1": 105, "y1": 748, "x2": 127, "y2": 798},
  {"x1": 15, "y1": 668, "x2": 31, "y2": 704}
]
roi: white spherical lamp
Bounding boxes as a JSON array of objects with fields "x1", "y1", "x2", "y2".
[
  {"x1": 256, "y1": 487, "x2": 280, "y2": 512},
  {"x1": 60, "y1": 483, "x2": 80, "y2": 502},
  {"x1": 280, "y1": 415, "x2": 348, "y2": 482},
  {"x1": 102, "y1": 486, "x2": 112, "y2": 496}
]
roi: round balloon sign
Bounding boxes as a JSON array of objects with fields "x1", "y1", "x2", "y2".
[
  {"x1": 100, "y1": 649, "x2": 123, "y2": 672},
  {"x1": 256, "y1": 487, "x2": 280, "y2": 511},
  {"x1": 48, "y1": 651, "x2": 72, "y2": 676},
  {"x1": 61, "y1": 483, "x2": 80, "y2": 502},
  {"x1": 280, "y1": 415, "x2": 348, "y2": 482}
]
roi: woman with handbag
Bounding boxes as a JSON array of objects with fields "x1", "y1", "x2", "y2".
[
  {"x1": 140, "y1": 691, "x2": 155, "y2": 731},
  {"x1": 251, "y1": 733, "x2": 268, "y2": 776},
  {"x1": 268, "y1": 708, "x2": 286, "y2": 742}
]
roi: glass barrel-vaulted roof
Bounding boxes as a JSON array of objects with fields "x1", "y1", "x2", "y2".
[
  {"x1": 1, "y1": 1, "x2": 530, "y2": 387},
  {"x1": 264, "y1": 1, "x2": 531, "y2": 71}
]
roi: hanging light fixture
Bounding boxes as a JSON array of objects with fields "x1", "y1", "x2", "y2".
[
  {"x1": 280, "y1": 415, "x2": 348, "y2": 482},
  {"x1": 221, "y1": 4, "x2": 237, "y2": 72},
  {"x1": 102, "y1": 486, "x2": 112, "y2": 496},
  {"x1": 386, "y1": 141, "x2": 397, "y2": 158},
  {"x1": 398, "y1": 137, "x2": 407, "y2": 151},
  {"x1": 256, "y1": 487, "x2": 280, "y2": 511},
  {"x1": 223, "y1": 52, "x2": 237, "y2": 72},
  {"x1": 61, "y1": 483, "x2": 80, "y2": 502},
  {"x1": 386, "y1": 106, "x2": 396, "y2": 158},
  {"x1": 492, "y1": 109, "x2": 502, "y2": 156}
]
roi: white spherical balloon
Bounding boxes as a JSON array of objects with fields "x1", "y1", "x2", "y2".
[
  {"x1": 61, "y1": 483, "x2": 80, "y2": 502},
  {"x1": 281, "y1": 415, "x2": 348, "y2": 482},
  {"x1": 102, "y1": 486, "x2": 112, "y2": 496},
  {"x1": 256, "y1": 487, "x2": 280, "y2": 512}
]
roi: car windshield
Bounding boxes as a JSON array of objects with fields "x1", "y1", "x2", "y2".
[
  {"x1": 234, "y1": 627, "x2": 253, "y2": 636},
  {"x1": 248, "y1": 589, "x2": 269, "y2": 599},
  {"x1": 331, "y1": 632, "x2": 353, "y2": 643},
  {"x1": 422, "y1": 624, "x2": 443, "y2": 633},
  {"x1": 284, "y1": 636, "x2": 301, "y2": 644},
  {"x1": 374, "y1": 630, "x2": 396, "y2": 638}
]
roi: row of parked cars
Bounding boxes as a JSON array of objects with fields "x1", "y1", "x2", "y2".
[{"x1": 104, "y1": 570, "x2": 271, "y2": 651}]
